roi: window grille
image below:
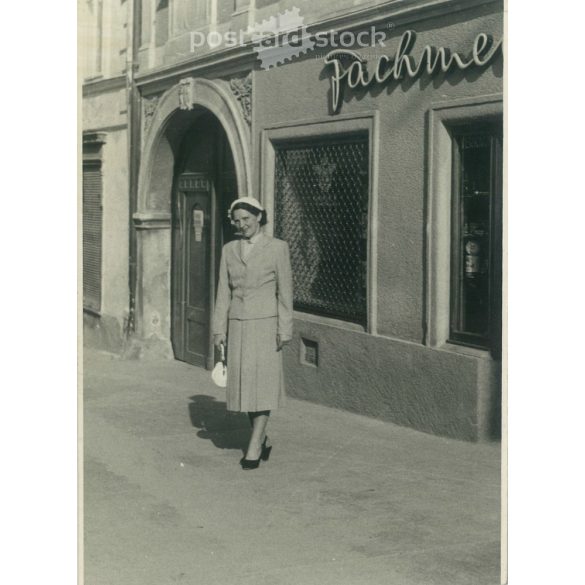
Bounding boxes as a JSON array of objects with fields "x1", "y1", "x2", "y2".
[
  {"x1": 274, "y1": 135, "x2": 369, "y2": 325},
  {"x1": 83, "y1": 161, "x2": 103, "y2": 313}
]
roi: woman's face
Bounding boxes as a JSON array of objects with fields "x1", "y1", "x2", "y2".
[{"x1": 232, "y1": 208, "x2": 261, "y2": 238}]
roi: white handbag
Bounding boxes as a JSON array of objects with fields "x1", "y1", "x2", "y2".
[{"x1": 211, "y1": 342, "x2": 227, "y2": 388}]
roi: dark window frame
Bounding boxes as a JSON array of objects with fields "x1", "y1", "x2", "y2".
[{"x1": 449, "y1": 121, "x2": 503, "y2": 355}]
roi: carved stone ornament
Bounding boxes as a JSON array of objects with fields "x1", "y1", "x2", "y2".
[
  {"x1": 143, "y1": 95, "x2": 160, "y2": 132},
  {"x1": 178, "y1": 77, "x2": 195, "y2": 110},
  {"x1": 229, "y1": 73, "x2": 252, "y2": 126}
]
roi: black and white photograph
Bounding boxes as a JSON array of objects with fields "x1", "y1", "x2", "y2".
[
  {"x1": 78, "y1": 1, "x2": 506, "y2": 584},
  {"x1": 11, "y1": 2, "x2": 585, "y2": 584},
  {"x1": 8, "y1": 0, "x2": 582, "y2": 583}
]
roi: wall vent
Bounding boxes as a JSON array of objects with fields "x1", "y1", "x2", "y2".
[{"x1": 301, "y1": 338, "x2": 319, "y2": 367}]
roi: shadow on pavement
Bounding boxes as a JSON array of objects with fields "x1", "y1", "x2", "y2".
[{"x1": 188, "y1": 395, "x2": 250, "y2": 453}]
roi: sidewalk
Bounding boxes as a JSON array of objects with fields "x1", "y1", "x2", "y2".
[{"x1": 83, "y1": 348, "x2": 502, "y2": 585}]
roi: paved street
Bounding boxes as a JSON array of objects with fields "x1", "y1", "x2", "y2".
[{"x1": 83, "y1": 348, "x2": 502, "y2": 585}]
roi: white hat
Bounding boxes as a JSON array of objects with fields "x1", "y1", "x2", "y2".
[{"x1": 229, "y1": 196, "x2": 264, "y2": 215}]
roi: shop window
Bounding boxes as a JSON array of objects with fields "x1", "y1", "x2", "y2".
[
  {"x1": 82, "y1": 134, "x2": 106, "y2": 314},
  {"x1": 450, "y1": 124, "x2": 502, "y2": 352},
  {"x1": 274, "y1": 135, "x2": 369, "y2": 326},
  {"x1": 155, "y1": 0, "x2": 169, "y2": 47}
]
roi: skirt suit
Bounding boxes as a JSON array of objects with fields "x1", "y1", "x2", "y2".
[{"x1": 212, "y1": 233, "x2": 293, "y2": 412}]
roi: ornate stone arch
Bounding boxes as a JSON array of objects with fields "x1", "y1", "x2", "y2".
[
  {"x1": 131, "y1": 76, "x2": 252, "y2": 357},
  {"x1": 138, "y1": 76, "x2": 252, "y2": 213}
]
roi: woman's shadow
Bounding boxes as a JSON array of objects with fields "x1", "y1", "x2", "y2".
[{"x1": 188, "y1": 395, "x2": 250, "y2": 454}]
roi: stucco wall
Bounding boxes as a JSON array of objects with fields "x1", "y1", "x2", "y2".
[
  {"x1": 140, "y1": 0, "x2": 404, "y2": 70},
  {"x1": 134, "y1": 227, "x2": 173, "y2": 359},
  {"x1": 253, "y1": 3, "x2": 502, "y2": 340},
  {"x1": 82, "y1": 88, "x2": 127, "y2": 131},
  {"x1": 101, "y1": 130, "x2": 129, "y2": 322},
  {"x1": 251, "y1": 3, "x2": 503, "y2": 439},
  {"x1": 285, "y1": 319, "x2": 493, "y2": 440},
  {"x1": 83, "y1": 89, "x2": 129, "y2": 352}
]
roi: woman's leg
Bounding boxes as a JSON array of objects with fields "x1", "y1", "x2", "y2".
[{"x1": 245, "y1": 410, "x2": 270, "y2": 460}]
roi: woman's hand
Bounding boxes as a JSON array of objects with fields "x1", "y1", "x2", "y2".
[
  {"x1": 277, "y1": 335, "x2": 291, "y2": 351},
  {"x1": 214, "y1": 334, "x2": 226, "y2": 349}
]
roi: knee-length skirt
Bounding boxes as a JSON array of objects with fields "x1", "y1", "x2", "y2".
[{"x1": 226, "y1": 316, "x2": 286, "y2": 412}]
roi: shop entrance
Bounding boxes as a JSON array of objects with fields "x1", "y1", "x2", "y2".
[{"x1": 171, "y1": 113, "x2": 237, "y2": 369}]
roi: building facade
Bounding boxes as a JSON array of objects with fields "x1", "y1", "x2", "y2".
[{"x1": 82, "y1": 0, "x2": 504, "y2": 441}]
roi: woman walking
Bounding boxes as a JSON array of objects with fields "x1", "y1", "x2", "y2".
[{"x1": 212, "y1": 196, "x2": 293, "y2": 470}]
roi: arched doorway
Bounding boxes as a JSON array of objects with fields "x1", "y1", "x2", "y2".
[
  {"x1": 133, "y1": 77, "x2": 252, "y2": 363},
  {"x1": 171, "y1": 113, "x2": 238, "y2": 368}
]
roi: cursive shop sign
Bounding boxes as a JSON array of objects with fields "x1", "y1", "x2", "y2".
[{"x1": 324, "y1": 30, "x2": 502, "y2": 112}]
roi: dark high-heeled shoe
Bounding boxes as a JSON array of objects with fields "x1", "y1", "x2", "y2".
[
  {"x1": 261, "y1": 436, "x2": 272, "y2": 462},
  {"x1": 240, "y1": 456, "x2": 261, "y2": 470}
]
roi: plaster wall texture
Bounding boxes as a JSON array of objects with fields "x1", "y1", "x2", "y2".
[
  {"x1": 136, "y1": 228, "x2": 173, "y2": 354},
  {"x1": 146, "y1": 139, "x2": 175, "y2": 211},
  {"x1": 285, "y1": 321, "x2": 485, "y2": 440},
  {"x1": 251, "y1": 5, "x2": 503, "y2": 439},
  {"x1": 82, "y1": 89, "x2": 128, "y2": 131},
  {"x1": 83, "y1": 88, "x2": 130, "y2": 350},
  {"x1": 144, "y1": 0, "x2": 399, "y2": 69},
  {"x1": 101, "y1": 130, "x2": 129, "y2": 321},
  {"x1": 80, "y1": 0, "x2": 128, "y2": 80},
  {"x1": 253, "y1": 0, "x2": 384, "y2": 22},
  {"x1": 101, "y1": 0, "x2": 129, "y2": 78},
  {"x1": 83, "y1": 311, "x2": 125, "y2": 354}
]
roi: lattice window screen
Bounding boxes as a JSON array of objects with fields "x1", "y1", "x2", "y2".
[
  {"x1": 274, "y1": 136, "x2": 369, "y2": 325},
  {"x1": 83, "y1": 162, "x2": 103, "y2": 313}
]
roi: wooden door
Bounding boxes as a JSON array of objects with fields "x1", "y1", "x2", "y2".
[{"x1": 172, "y1": 173, "x2": 216, "y2": 369}]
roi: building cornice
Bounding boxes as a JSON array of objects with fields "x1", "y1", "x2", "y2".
[
  {"x1": 306, "y1": 0, "x2": 500, "y2": 36},
  {"x1": 134, "y1": 0, "x2": 501, "y2": 92},
  {"x1": 82, "y1": 131, "x2": 108, "y2": 145},
  {"x1": 82, "y1": 75, "x2": 127, "y2": 97},
  {"x1": 137, "y1": 50, "x2": 256, "y2": 96}
]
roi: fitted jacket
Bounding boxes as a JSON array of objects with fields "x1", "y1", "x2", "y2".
[{"x1": 212, "y1": 233, "x2": 293, "y2": 340}]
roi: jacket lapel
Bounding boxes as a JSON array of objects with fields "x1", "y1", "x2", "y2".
[
  {"x1": 230, "y1": 239, "x2": 246, "y2": 266},
  {"x1": 241, "y1": 232, "x2": 269, "y2": 265},
  {"x1": 238, "y1": 238, "x2": 247, "y2": 265}
]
